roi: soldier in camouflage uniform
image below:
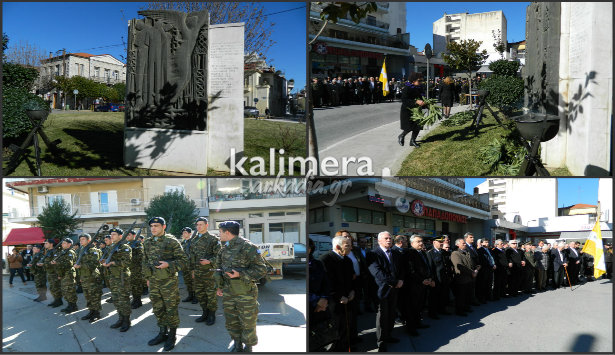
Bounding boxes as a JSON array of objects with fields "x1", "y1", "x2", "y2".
[
  {"x1": 189, "y1": 217, "x2": 220, "y2": 325},
  {"x1": 75, "y1": 233, "x2": 103, "y2": 323},
  {"x1": 143, "y1": 217, "x2": 188, "y2": 352},
  {"x1": 127, "y1": 230, "x2": 145, "y2": 309},
  {"x1": 100, "y1": 235, "x2": 113, "y2": 303},
  {"x1": 215, "y1": 221, "x2": 267, "y2": 352},
  {"x1": 51, "y1": 238, "x2": 78, "y2": 313},
  {"x1": 43, "y1": 239, "x2": 63, "y2": 307},
  {"x1": 102, "y1": 228, "x2": 132, "y2": 332},
  {"x1": 29, "y1": 245, "x2": 47, "y2": 302},
  {"x1": 180, "y1": 227, "x2": 197, "y2": 303}
]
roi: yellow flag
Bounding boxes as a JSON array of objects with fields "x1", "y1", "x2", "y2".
[
  {"x1": 581, "y1": 219, "x2": 606, "y2": 279},
  {"x1": 379, "y1": 59, "x2": 389, "y2": 96}
]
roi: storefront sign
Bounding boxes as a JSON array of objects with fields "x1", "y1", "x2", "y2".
[
  {"x1": 368, "y1": 194, "x2": 385, "y2": 204},
  {"x1": 396, "y1": 197, "x2": 410, "y2": 213},
  {"x1": 312, "y1": 43, "x2": 384, "y2": 59},
  {"x1": 411, "y1": 199, "x2": 467, "y2": 223}
]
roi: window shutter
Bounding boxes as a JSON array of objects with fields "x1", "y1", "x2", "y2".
[{"x1": 90, "y1": 192, "x2": 100, "y2": 214}]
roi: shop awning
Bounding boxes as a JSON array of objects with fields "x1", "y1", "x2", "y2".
[
  {"x1": 477, "y1": 65, "x2": 492, "y2": 73},
  {"x1": 3, "y1": 227, "x2": 46, "y2": 246}
]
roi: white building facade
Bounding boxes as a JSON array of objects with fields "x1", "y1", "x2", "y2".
[{"x1": 433, "y1": 10, "x2": 507, "y2": 64}]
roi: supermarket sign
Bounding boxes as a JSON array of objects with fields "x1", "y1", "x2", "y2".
[{"x1": 411, "y1": 199, "x2": 467, "y2": 224}]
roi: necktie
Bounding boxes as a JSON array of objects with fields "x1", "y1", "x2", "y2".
[{"x1": 420, "y1": 251, "x2": 431, "y2": 274}]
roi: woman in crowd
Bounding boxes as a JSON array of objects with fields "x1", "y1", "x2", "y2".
[
  {"x1": 7, "y1": 248, "x2": 27, "y2": 287},
  {"x1": 439, "y1": 76, "x2": 456, "y2": 118}
]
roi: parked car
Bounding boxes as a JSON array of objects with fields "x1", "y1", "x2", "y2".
[
  {"x1": 94, "y1": 103, "x2": 120, "y2": 112},
  {"x1": 244, "y1": 106, "x2": 259, "y2": 117}
]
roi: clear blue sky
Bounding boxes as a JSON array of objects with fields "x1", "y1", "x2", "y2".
[
  {"x1": 3, "y1": 2, "x2": 306, "y2": 92},
  {"x1": 406, "y1": 2, "x2": 530, "y2": 50},
  {"x1": 464, "y1": 178, "x2": 600, "y2": 207}
]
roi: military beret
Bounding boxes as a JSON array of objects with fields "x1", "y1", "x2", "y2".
[
  {"x1": 62, "y1": 238, "x2": 73, "y2": 245},
  {"x1": 104, "y1": 234, "x2": 112, "y2": 240},
  {"x1": 219, "y1": 220, "x2": 240, "y2": 229},
  {"x1": 79, "y1": 233, "x2": 91, "y2": 240},
  {"x1": 149, "y1": 217, "x2": 166, "y2": 225},
  {"x1": 195, "y1": 217, "x2": 208, "y2": 224},
  {"x1": 127, "y1": 230, "x2": 137, "y2": 235},
  {"x1": 33, "y1": 244, "x2": 43, "y2": 249},
  {"x1": 109, "y1": 228, "x2": 124, "y2": 235},
  {"x1": 182, "y1": 227, "x2": 193, "y2": 233},
  {"x1": 45, "y1": 238, "x2": 56, "y2": 245}
]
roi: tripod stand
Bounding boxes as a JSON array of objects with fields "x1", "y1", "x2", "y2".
[
  {"x1": 472, "y1": 90, "x2": 504, "y2": 134},
  {"x1": 4, "y1": 110, "x2": 61, "y2": 176}
]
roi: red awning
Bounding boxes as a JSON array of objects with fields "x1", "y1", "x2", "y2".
[{"x1": 3, "y1": 227, "x2": 46, "y2": 246}]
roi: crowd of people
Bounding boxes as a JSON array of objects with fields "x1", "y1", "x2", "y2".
[
  {"x1": 308, "y1": 230, "x2": 613, "y2": 352},
  {"x1": 310, "y1": 74, "x2": 488, "y2": 108},
  {"x1": 7, "y1": 217, "x2": 266, "y2": 352}
]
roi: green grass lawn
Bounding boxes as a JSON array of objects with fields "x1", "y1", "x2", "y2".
[
  {"x1": 397, "y1": 108, "x2": 572, "y2": 176},
  {"x1": 3, "y1": 112, "x2": 306, "y2": 176}
]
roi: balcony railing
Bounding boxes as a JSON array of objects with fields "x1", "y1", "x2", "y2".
[{"x1": 209, "y1": 192, "x2": 305, "y2": 202}]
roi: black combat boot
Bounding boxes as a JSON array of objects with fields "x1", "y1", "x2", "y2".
[
  {"x1": 131, "y1": 296, "x2": 143, "y2": 309},
  {"x1": 148, "y1": 326, "x2": 168, "y2": 346},
  {"x1": 230, "y1": 340, "x2": 243, "y2": 352},
  {"x1": 163, "y1": 328, "x2": 177, "y2": 351},
  {"x1": 182, "y1": 292, "x2": 194, "y2": 302},
  {"x1": 195, "y1": 309, "x2": 210, "y2": 323},
  {"x1": 205, "y1": 311, "x2": 215, "y2": 326},
  {"x1": 409, "y1": 131, "x2": 420, "y2": 147},
  {"x1": 191, "y1": 295, "x2": 198, "y2": 304},
  {"x1": 49, "y1": 298, "x2": 63, "y2": 308},
  {"x1": 119, "y1": 315, "x2": 131, "y2": 332},
  {"x1": 89, "y1": 311, "x2": 101, "y2": 323},
  {"x1": 110, "y1": 315, "x2": 123, "y2": 328},
  {"x1": 243, "y1": 345, "x2": 253, "y2": 352},
  {"x1": 142, "y1": 287, "x2": 149, "y2": 296},
  {"x1": 81, "y1": 310, "x2": 94, "y2": 320},
  {"x1": 76, "y1": 285, "x2": 83, "y2": 293},
  {"x1": 61, "y1": 302, "x2": 78, "y2": 314}
]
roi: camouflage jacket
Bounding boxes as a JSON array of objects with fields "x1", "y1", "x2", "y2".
[
  {"x1": 128, "y1": 240, "x2": 144, "y2": 271},
  {"x1": 31, "y1": 250, "x2": 46, "y2": 275},
  {"x1": 105, "y1": 242, "x2": 132, "y2": 272},
  {"x1": 77, "y1": 245, "x2": 102, "y2": 278},
  {"x1": 188, "y1": 231, "x2": 220, "y2": 270},
  {"x1": 142, "y1": 233, "x2": 187, "y2": 279},
  {"x1": 43, "y1": 246, "x2": 60, "y2": 274},
  {"x1": 214, "y1": 236, "x2": 267, "y2": 288},
  {"x1": 54, "y1": 248, "x2": 77, "y2": 278}
]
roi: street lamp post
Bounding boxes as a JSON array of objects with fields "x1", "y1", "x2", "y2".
[{"x1": 424, "y1": 43, "x2": 433, "y2": 100}]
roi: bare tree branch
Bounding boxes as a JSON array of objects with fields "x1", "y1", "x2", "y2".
[{"x1": 5, "y1": 39, "x2": 48, "y2": 67}]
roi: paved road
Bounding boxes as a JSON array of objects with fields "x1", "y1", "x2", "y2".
[
  {"x1": 2, "y1": 266, "x2": 306, "y2": 352},
  {"x1": 352, "y1": 278, "x2": 612, "y2": 352},
  {"x1": 313, "y1": 101, "x2": 468, "y2": 175}
]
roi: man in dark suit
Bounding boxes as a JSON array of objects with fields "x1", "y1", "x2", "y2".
[
  {"x1": 566, "y1": 241, "x2": 581, "y2": 285},
  {"x1": 393, "y1": 235, "x2": 411, "y2": 327},
  {"x1": 406, "y1": 235, "x2": 435, "y2": 333},
  {"x1": 366, "y1": 231, "x2": 405, "y2": 352},
  {"x1": 476, "y1": 238, "x2": 496, "y2": 303},
  {"x1": 427, "y1": 237, "x2": 452, "y2": 316},
  {"x1": 319, "y1": 235, "x2": 356, "y2": 351},
  {"x1": 505, "y1": 240, "x2": 526, "y2": 296},
  {"x1": 463, "y1": 233, "x2": 480, "y2": 305},
  {"x1": 335, "y1": 230, "x2": 363, "y2": 343},
  {"x1": 491, "y1": 239, "x2": 509, "y2": 300},
  {"x1": 551, "y1": 242, "x2": 569, "y2": 289}
]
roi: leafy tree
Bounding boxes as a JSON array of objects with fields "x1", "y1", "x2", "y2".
[
  {"x1": 479, "y1": 60, "x2": 524, "y2": 114},
  {"x1": 144, "y1": 190, "x2": 198, "y2": 238},
  {"x1": 143, "y1": 1, "x2": 275, "y2": 64},
  {"x1": 2, "y1": 33, "x2": 8, "y2": 61},
  {"x1": 442, "y1": 39, "x2": 489, "y2": 102},
  {"x1": 492, "y1": 30, "x2": 506, "y2": 59},
  {"x1": 36, "y1": 199, "x2": 80, "y2": 242}
]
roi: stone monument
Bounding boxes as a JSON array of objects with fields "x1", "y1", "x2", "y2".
[{"x1": 123, "y1": 10, "x2": 244, "y2": 173}]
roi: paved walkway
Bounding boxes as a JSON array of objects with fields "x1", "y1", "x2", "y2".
[{"x1": 353, "y1": 277, "x2": 612, "y2": 352}]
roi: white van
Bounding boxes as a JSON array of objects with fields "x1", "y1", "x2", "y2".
[{"x1": 309, "y1": 234, "x2": 332, "y2": 259}]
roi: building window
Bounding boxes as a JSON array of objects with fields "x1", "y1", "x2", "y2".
[
  {"x1": 249, "y1": 224, "x2": 263, "y2": 243},
  {"x1": 268, "y1": 222, "x2": 299, "y2": 243},
  {"x1": 373, "y1": 211, "x2": 386, "y2": 225},
  {"x1": 269, "y1": 212, "x2": 285, "y2": 217},
  {"x1": 342, "y1": 206, "x2": 358, "y2": 222},
  {"x1": 99, "y1": 192, "x2": 109, "y2": 213},
  {"x1": 249, "y1": 213, "x2": 263, "y2": 218},
  {"x1": 55, "y1": 65, "x2": 60, "y2": 76},
  {"x1": 310, "y1": 207, "x2": 326, "y2": 223},
  {"x1": 80, "y1": 64, "x2": 84, "y2": 76},
  {"x1": 358, "y1": 209, "x2": 371, "y2": 224},
  {"x1": 165, "y1": 185, "x2": 185, "y2": 194},
  {"x1": 425, "y1": 219, "x2": 435, "y2": 230},
  {"x1": 104, "y1": 69, "x2": 111, "y2": 79},
  {"x1": 114, "y1": 70, "x2": 119, "y2": 80},
  {"x1": 94, "y1": 67, "x2": 100, "y2": 77}
]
